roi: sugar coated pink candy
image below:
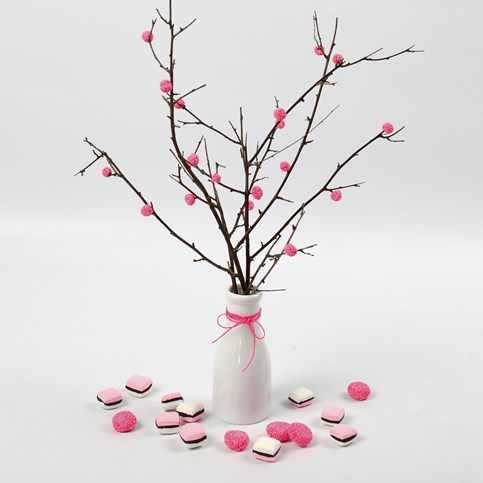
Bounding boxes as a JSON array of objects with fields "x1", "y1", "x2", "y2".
[
  {"x1": 287, "y1": 423, "x2": 313, "y2": 448},
  {"x1": 332, "y1": 53, "x2": 344, "y2": 65},
  {"x1": 112, "y1": 411, "x2": 137, "y2": 433},
  {"x1": 273, "y1": 108, "x2": 287, "y2": 122},
  {"x1": 142, "y1": 31, "x2": 153, "y2": 43},
  {"x1": 314, "y1": 45, "x2": 324, "y2": 56},
  {"x1": 185, "y1": 193, "x2": 196, "y2": 206},
  {"x1": 251, "y1": 186, "x2": 263, "y2": 200},
  {"x1": 141, "y1": 204, "x2": 154, "y2": 217},
  {"x1": 102, "y1": 167, "x2": 112, "y2": 178},
  {"x1": 211, "y1": 172, "x2": 221, "y2": 183},
  {"x1": 280, "y1": 161, "x2": 291, "y2": 172},
  {"x1": 330, "y1": 190, "x2": 342, "y2": 202},
  {"x1": 382, "y1": 122, "x2": 394, "y2": 134},
  {"x1": 277, "y1": 121, "x2": 286, "y2": 129},
  {"x1": 224, "y1": 430, "x2": 249, "y2": 452},
  {"x1": 160, "y1": 79, "x2": 173, "y2": 93},
  {"x1": 248, "y1": 200, "x2": 254, "y2": 211},
  {"x1": 174, "y1": 99, "x2": 186, "y2": 109},
  {"x1": 187, "y1": 153, "x2": 199, "y2": 166},
  {"x1": 348, "y1": 381, "x2": 371, "y2": 401},
  {"x1": 266, "y1": 421, "x2": 291, "y2": 442},
  {"x1": 284, "y1": 243, "x2": 297, "y2": 257}
]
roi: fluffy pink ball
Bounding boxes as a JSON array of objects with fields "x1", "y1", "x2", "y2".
[
  {"x1": 142, "y1": 31, "x2": 153, "y2": 43},
  {"x1": 287, "y1": 423, "x2": 313, "y2": 448},
  {"x1": 277, "y1": 121, "x2": 286, "y2": 129},
  {"x1": 330, "y1": 189, "x2": 342, "y2": 202},
  {"x1": 247, "y1": 200, "x2": 254, "y2": 211},
  {"x1": 211, "y1": 172, "x2": 221, "y2": 183},
  {"x1": 112, "y1": 411, "x2": 137, "y2": 433},
  {"x1": 348, "y1": 381, "x2": 371, "y2": 401},
  {"x1": 382, "y1": 122, "x2": 394, "y2": 134},
  {"x1": 251, "y1": 186, "x2": 263, "y2": 200},
  {"x1": 332, "y1": 53, "x2": 344, "y2": 65},
  {"x1": 185, "y1": 193, "x2": 196, "y2": 206},
  {"x1": 102, "y1": 167, "x2": 112, "y2": 178},
  {"x1": 280, "y1": 161, "x2": 291, "y2": 172},
  {"x1": 187, "y1": 153, "x2": 199, "y2": 166},
  {"x1": 314, "y1": 45, "x2": 324, "y2": 56},
  {"x1": 174, "y1": 99, "x2": 186, "y2": 109},
  {"x1": 224, "y1": 430, "x2": 249, "y2": 452},
  {"x1": 284, "y1": 243, "x2": 297, "y2": 257},
  {"x1": 160, "y1": 79, "x2": 173, "y2": 93},
  {"x1": 141, "y1": 204, "x2": 153, "y2": 217},
  {"x1": 266, "y1": 421, "x2": 291, "y2": 442},
  {"x1": 273, "y1": 108, "x2": 287, "y2": 122}
]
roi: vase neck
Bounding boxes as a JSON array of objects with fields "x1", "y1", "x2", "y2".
[{"x1": 225, "y1": 289, "x2": 262, "y2": 317}]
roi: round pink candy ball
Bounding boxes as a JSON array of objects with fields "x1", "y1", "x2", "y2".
[
  {"x1": 251, "y1": 186, "x2": 263, "y2": 200},
  {"x1": 160, "y1": 79, "x2": 173, "y2": 93},
  {"x1": 247, "y1": 200, "x2": 254, "y2": 211},
  {"x1": 330, "y1": 189, "x2": 342, "y2": 202},
  {"x1": 382, "y1": 122, "x2": 394, "y2": 134},
  {"x1": 266, "y1": 421, "x2": 291, "y2": 442},
  {"x1": 284, "y1": 243, "x2": 297, "y2": 257},
  {"x1": 211, "y1": 172, "x2": 221, "y2": 184},
  {"x1": 287, "y1": 422, "x2": 313, "y2": 448},
  {"x1": 273, "y1": 108, "x2": 287, "y2": 122},
  {"x1": 348, "y1": 381, "x2": 371, "y2": 401},
  {"x1": 224, "y1": 430, "x2": 249, "y2": 452},
  {"x1": 102, "y1": 167, "x2": 112, "y2": 178},
  {"x1": 112, "y1": 411, "x2": 137, "y2": 433},
  {"x1": 142, "y1": 31, "x2": 153, "y2": 43},
  {"x1": 174, "y1": 99, "x2": 186, "y2": 109},
  {"x1": 280, "y1": 161, "x2": 291, "y2": 172},
  {"x1": 187, "y1": 153, "x2": 199, "y2": 166},
  {"x1": 141, "y1": 204, "x2": 154, "y2": 217},
  {"x1": 185, "y1": 193, "x2": 196, "y2": 206},
  {"x1": 314, "y1": 45, "x2": 324, "y2": 56},
  {"x1": 332, "y1": 53, "x2": 344, "y2": 65},
  {"x1": 277, "y1": 121, "x2": 286, "y2": 129}
]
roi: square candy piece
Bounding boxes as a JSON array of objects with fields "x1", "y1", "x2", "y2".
[
  {"x1": 252, "y1": 436, "x2": 281, "y2": 462},
  {"x1": 161, "y1": 392, "x2": 184, "y2": 411},
  {"x1": 156, "y1": 412, "x2": 180, "y2": 434},
  {"x1": 329, "y1": 424, "x2": 357, "y2": 446},
  {"x1": 125, "y1": 374, "x2": 153, "y2": 397},
  {"x1": 179, "y1": 423, "x2": 207, "y2": 448},
  {"x1": 288, "y1": 387, "x2": 315, "y2": 408},
  {"x1": 97, "y1": 388, "x2": 122, "y2": 410},
  {"x1": 176, "y1": 401, "x2": 205, "y2": 422},
  {"x1": 321, "y1": 405, "x2": 345, "y2": 426}
]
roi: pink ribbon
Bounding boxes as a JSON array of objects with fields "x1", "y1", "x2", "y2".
[{"x1": 212, "y1": 308, "x2": 265, "y2": 372}]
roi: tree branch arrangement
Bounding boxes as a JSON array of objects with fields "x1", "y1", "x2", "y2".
[{"x1": 77, "y1": 1, "x2": 420, "y2": 295}]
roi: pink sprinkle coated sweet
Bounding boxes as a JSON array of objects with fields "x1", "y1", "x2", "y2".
[
  {"x1": 142, "y1": 31, "x2": 153, "y2": 43},
  {"x1": 160, "y1": 79, "x2": 173, "y2": 93},
  {"x1": 112, "y1": 411, "x2": 137, "y2": 433},
  {"x1": 284, "y1": 244, "x2": 297, "y2": 257},
  {"x1": 277, "y1": 121, "x2": 286, "y2": 129},
  {"x1": 273, "y1": 108, "x2": 287, "y2": 122},
  {"x1": 332, "y1": 53, "x2": 344, "y2": 65},
  {"x1": 174, "y1": 99, "x2": 186, "y2": 109},
  {"x1": 224, "y1": 430, "x2": 250, "y2": 452},
  {"x1": 102, "y1": 167, "x2": 112, "y2": 178},
  {"x1": 266, "y1": 421, "x2": 291, "y2": 442},
  {"x1": 251, "y1": 186, "x2": 263, "y2": 200},
  {"x1": 314, "y1": 45, "x2": 324, "y2": 56},
  {"x1": 330, "y1": 189, "x2": 342, "y2": 202},
  {"x1": 348, "y1": 381, "x2": 371, "y2": 401},
  {"x1": 287, "y1": 423, "x2": 313, "y2": 448},
  {"x1": 187, "y1": 153, "x2": 199, "y2": 166},
  {"x1": 185, "y1": 193, "x2": 196, "y2": 206},
  {"x1": 248, "y1": 200, "x2": 254, "y2": 211},
  {"x1": 382, "y1": 122, "x2": 394, "y2": 134},
  {"x1": 211, "y1": 172, "x2": 221, "y2": 184},
  {"x1": 141, "y1": 204, "x2": 154, "y2": 217},
  {"x1": 280, "y1": 161, "x2": 291, "y2": 172}
]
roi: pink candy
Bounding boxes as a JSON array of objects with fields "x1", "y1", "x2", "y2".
[
  {"x1": 142, "y1": 31, "x2": 153, "y2": 43},
  {"x1": 284, "y1": 244, "x2": 297, "y2": 257},
  {"x1": 279, "y1": 161, "x2": 291, "y2": 172},
  {"x1": 273, "y1": 108, "x2": 287, "y2": 122},
  {"x1": 141, "y1": 204, "x2": 154, "y2": 217},
  {"x1": 112, "y1": 411, "x2": 137, "y2": 433},
  {"x1": 174, "y1": 99, "x2": 186, "y2": 109},
  {"x1": 330, "y1": 189, "x2": 342, "y2": 202},
  {"x1": 224, "y1": 430, "x2": 249, "y2": 452},
  {"x1": 160, "y1": 79, "x2": 173, "y2": 93},
  {"x1": 187, "y1": 153, "x2": 199, "y2": 166},
  {"x1": 185, "y1": 193, "x2": 196, "y2": 206},
  {"x1": 102, "y1": 167, "x2": 112, "y2": 178},
  {"x1": 277, "y1": 121, "x2": 286, "y2": 129},
  {"x1": 332, "y1": 53, "x2": 344, "y2": 65},
  {"x1": 248, "y1": 200, "x2": 254, "y2": 211},
  {"x1": 211, "y1": 172, "x2": 221, "y2": 184},
  {"x1": 314, "y1": 45, "x2": 324, "y2": 56},
  {"x1": 348, "y1": 381, "x2": 371, "y2": 401},
  {"x1": 287, "y1": 423, "x2": 313, "y2": 448},
  {"x1": 382, "y1": 122, "x2": 394, "y2": 134},
  {"x1": 266, "y1": 421, "x2": 291, "y2": 442},
  {"x1": 251, "y1": 186, "x2": 263, "y2": 200}
]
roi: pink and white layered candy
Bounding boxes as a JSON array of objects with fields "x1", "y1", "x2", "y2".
[
  {"x1": 179, "y1": 423, "x2": 207, "y2": 448},
  {"x1": 252, "y1": 436, "x2": 281, "y2": 462},
  {"x1": 321, "y1": 405, "x2": 345, "y2": 426},
  {"x1": 155, "y1": 412, "x2": 180, "y2": 434},
  {"x1": 288, "y1": 387, "x2": 315, "y2": 408},
  {"x1": 97, "y1": 388, "x2": 123, "y2": 410},
  {"x1": 161, "y1": 392, "x2": 184, "y2": 411},
  {"x1": 176, "y1": 401, "x2": 205, "y2": 422},
  {"x1": 329, "y1": 424, "x2": 358, "y2": 446},
  {"x1": 125, "y1": 374, "x2": 153, "y2": 397}
]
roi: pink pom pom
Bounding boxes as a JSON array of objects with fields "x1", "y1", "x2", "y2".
[
  {"x1": 277, "y1": 121, "x2": 286, "y2": 129},
  {"x1": 102, "y1": 167, "x2": 112, "y2": 178},
  {"x1": 185, "y1": 193, "x2": 196, "y2": 206},
  {"x1": 279, "y1": 161, "x2": 291, "y2": 172},
  {"x1": 330, "y1": 189, "x2": 342, "y2": 202},
  {"x1": 224, "y1": 430, "x2": 249, "y2": 452},
  {"x1": 348, "y1": 381, "x2": 371, "y2": 401},
  {"x1": 284, "y1": 244, "x2": 297, "y2": 257},
  {"x1": 382, "y1": 122, "x2": 394, "y2": 134},
  {"x1": 248, "y1": 200, "x2": 254, "y2": 211},
  {"x1": 174, "y1": 99, "x2": 186, "y2": 109},
  {"x1": 211, "y1": 172, "x2": 221, "y2": 184},
  {"x1": 273, "y1": 108, "x2": 287, "y2": 122},
  {"x1": 287, "y1": 423, "x2": 313, "y2": 448},
  {"x1": 187, "y1": 153, "x2": 199, "y2": 166},
  {"x1": 251, "y1": 186, "x2": 263, "y2": 200},
  {"x1": 332, "y1": 53, "x2": 344, "y2": 65},
  {"x1": 266, "y1": 421, "x2": 291, "y2": 442},
  {"x1": 160, "y1": 79, "x2": 173, "y2": 93},
  {"x1": 112, "y1": 411, "x2": 137, "y2": 433},
  {"x1": 141, "y1": 204, "x2": 153, "y2": 217},
  {"x1": 314, "y1": 45, "x2": 324, "y2": 56},
  {"x1": 142, "y1": 31, "x2": 153, "y2": 43}
]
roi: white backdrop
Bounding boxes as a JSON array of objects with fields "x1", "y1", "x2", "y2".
[{"x1": 1, "y1": 0, "x2": 482, "y2": 482}]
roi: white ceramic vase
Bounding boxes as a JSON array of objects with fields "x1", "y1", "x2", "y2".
[{"x1": 212, "y1": 289, "x2": 271, "y2": 424}]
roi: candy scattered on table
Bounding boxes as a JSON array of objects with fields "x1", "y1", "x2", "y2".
[
  {"x1": 179, "y1": 423, "x2": 207, "y2": 449},
  {"x1": 156, "y1": 412, "x2": 180, "y2": 434},
  {"x1": 161, "y1": 392, "x2": 184, "y2": 411},
  {"x1": 176, "y1": 401, "x2": 205, "y2": 422},
  {"x1": 287, "y1": 422, "x2": 313, "y2": 447},
  {"x1": 97, "y1": 388, "x2": 123, "y2": 410},
  {"x1": 112, "y1": 411, "x2": 137, "y2": 433},
  {"x1": 288, "y1": 387, "x2": 315, "y2": 408},
  {"x1": 252, "y1": 436, "x2": 281, "y2": 462},
  {"x1": 321, "y1": 405, "x2": 345, "y2": 426},
  {"x1": 347, "y1": 381, "x2": 371, "y2": 401},
  {"x1": 125, "y1": 374, "x2": 153, "y2": 398},
  {"x1": 224, "y1": 430, "x2": 249, "y2": 452},
  {"x1": 329, "y1": 424, "x2": 357, "y2": 446},
  {"x1": 266, "y1": 421, "x2": 291, "y2": 442}
]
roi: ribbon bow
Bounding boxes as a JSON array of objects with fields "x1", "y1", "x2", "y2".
[{"x1": 212, "y1": 308, "x2": 265, "y2": 372}]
